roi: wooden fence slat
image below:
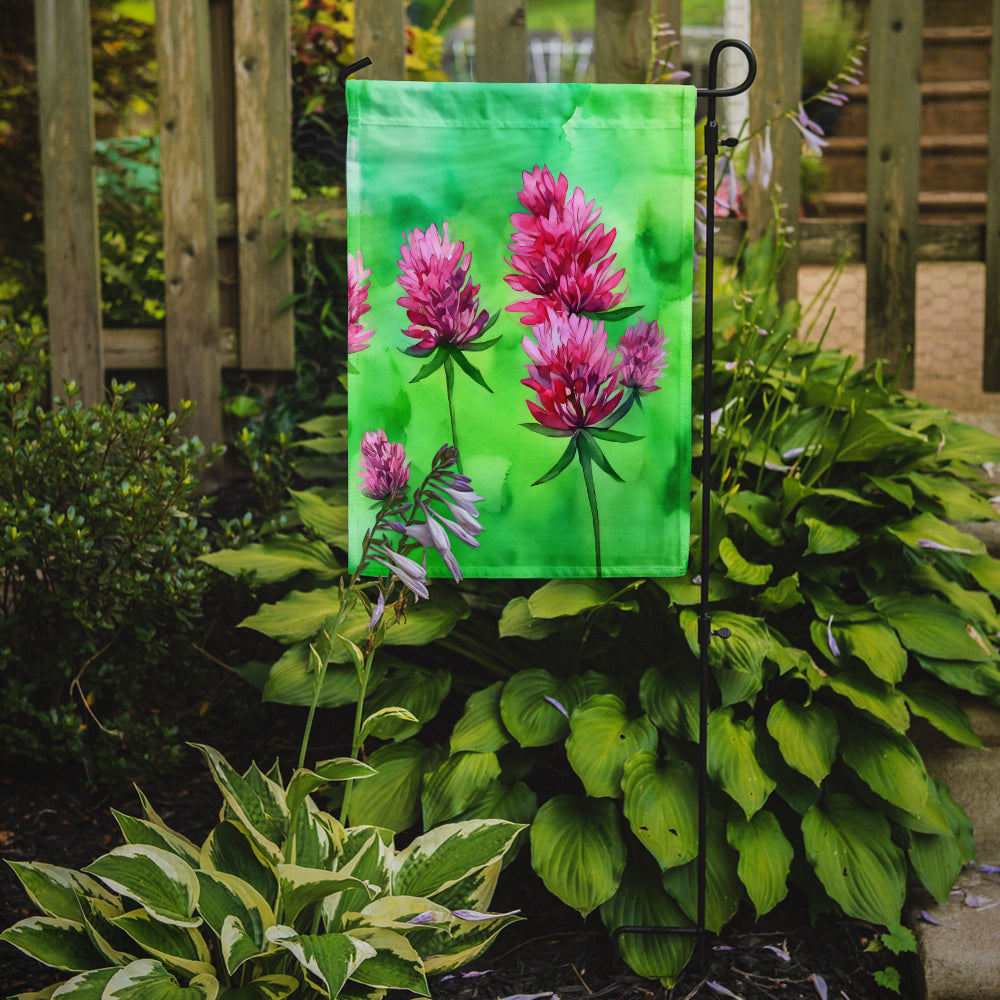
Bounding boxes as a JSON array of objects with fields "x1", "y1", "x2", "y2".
[
  {"x1": 473, "y1": 0, "x2": 527, "y2": 82},
  {"x1": 354, "y1": 0, "x2": 407, "y2": 81},
  {"x1": 594, "y1": 0, "x2": 668, "y2": 84},
  {"x1": 233, "y1": 0, "x2": 294, "y2": 369},
  {"x1": 34, "y1": 0, "x2": 103, "y2": 405},
  {"x1": 157, "y1": 0, "x2": 223, "y2": 445},
  {"x1": 747, "y1": 0, "x2": 801, "y2": 305},
  {"x1": 983, "y1": 0, "x2": 1000, "y2": 389},
  {"x1": 864, "y1": 0, "x2": 923, "y2": 389}
]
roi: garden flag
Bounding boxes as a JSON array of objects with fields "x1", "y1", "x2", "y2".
[{"x1": 347, "y1": 80, "x2": 696, "y2": 578}]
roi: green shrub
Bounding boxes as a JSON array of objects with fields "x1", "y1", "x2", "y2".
[{"x1": 0, "y1": 317, "x2": 220, "y2": 783}]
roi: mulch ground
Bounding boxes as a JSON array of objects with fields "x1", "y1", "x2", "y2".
[{"x1": 1, "y1": 740, "x2": 914, "y2": 1000}]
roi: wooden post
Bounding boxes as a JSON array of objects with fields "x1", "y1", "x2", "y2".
[
  {"x1": 594, "y1": 0, "x2": 671, "y2": 84},
  {"x1": 864, "y1": 0, "x2": 923, "y2": 389},
  {"x1": 157, "y1": 0, "x2": 223, "y2": 445},
  {"x1": 747, "y1": 0, "x2": 801, "y2": 305},
  {"x1": 473, "y1": 0, "x2": 527, "y2": 83},
  {"x1": 983, "y1": 0, "x2": 1000, "y2": 390},
  {"x1": 233, "y1": 0, "x2": 294, "y2": 369},
  {"x1": 34, "y1": 0, "x2": 104, "y2": 405},
  {"x1": 354, "y1": 0, "x2": 407, "y2": 81}
]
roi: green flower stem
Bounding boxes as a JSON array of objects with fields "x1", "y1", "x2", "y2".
[
  {"x1": 578, "y1": 439, "x2": 602, "y2": 578},
  {"x1": 444, "y1": 355, "x2": 462, "y2": 472},
  {"x1": 340, "y1": 645, "x2": 377, "y2": 826}
]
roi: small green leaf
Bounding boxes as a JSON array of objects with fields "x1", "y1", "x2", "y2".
[
  {"x1": 639, "y1": 664, "x2": 699, "y2": 742},
  {"x1": 421, "y1": 751, "x2": 502, "y2": 828},
  {"x1": 347, "y1": 740, "x2": 442, "y2": 832},
  {"x1": 499, "y1": 670, "x2": 584, "y2": 747},
  {"x1": 265, "y1": 926, "x2": 374, "y2": 998},
  {"x1": 765, "y1": 700, "x2": 838, "y2": 786},
  {"x1": 727, "y1": 811, "x2": 793, "y2": 917},
  {"x1": 450, "y1": 682, "x2": 511, "y2": 753},
  {"x1": 839, "y1": 718, "x2": 929, "y2": 817},
  {"x1": 707, "y1": 707, "x2": 776, "y2": 819},
  {"x1": 527, "y1": 578, "x2": 616, "y2": 618},
  {"x1": 719, "y1": 537, "x2": 772, "y2": 585},
  {"x1": 200, "y1": 536, "x2": 342, "y2": 584}
]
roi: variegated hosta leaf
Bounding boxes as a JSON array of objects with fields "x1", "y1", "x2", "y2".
[
  {"x1": 46, "y1": 966, "x2": 118, "y2": 997},
  {"x1": 706, "y1": 707, "x2": 776, "y2": 819},
  {"x1": 727, "y1": 810, "x2": 793, "y2": 918},
  {"x1": 77, "y1": 894, "x2": 136, "y2": 966},
  {"x1": 110, "y1": 908, "x2": 214, "y2": 979},
  {"x1": 112, "y1": 811, "x2": 201, "y2": 868},
  {"x1": 529, "y1": 795, "x2": 626, "y2": 917},
  {"x1": 450, "y1": 682, "x2": 511, "y2": 754},
  {"x1": 391, "y1": 820, "x2": 524, "y2": 901},
  {"x1": 0, "y1": 916, "x2": 107, "y2": 971},
  {"x1": 322, "y1": 829, "x2": 393, "y2": 931},
  {"x1": 661, "y1": 810, "x2": 742, "y2": 934},
  {"x1": 285, "y1": 760, "x2": 375, "y2": 824},
  {"x1": 765, "y1": 700, "x2": 838, "y2": 786},
  {"x1": 421, "y1": 751, "x2": 501, "y2": 829},
  {"x1": 422, "y1": 859, "x2": 501, "y2": 916},
  {"x1": 102, "y1": 958, "x2": 218, "y2": 999},
  {"x1": 214, "y1": 974, "x2": 300, "y2": 1000},
  {"x1": 288, "y1": 802, "x2": 343, "y2": 870},
  {"x1": 191, "y1": 746, "x2": 287, "y2": 863},
  {"x1": 265, "y1": 926, "x2": 375, "y2": 998},
  {"x1": 362, "y1": 667, "x2": 452, "y2": 741},
  {"x1": 838, "y1": 717, "x2": 929, "y2": 817},
  {"x1": 195, "y1": 871, "x2": 274, "y2": 974},
  {"x1": 566, "y1": 695, "x2": 658, "y2": 799},
  {"x1": 200, "y1": 822, "x2": 278, "y2": 910},
  {"x1": 4, "y1": 861, "x2": 118, "y2": 922},
  {"x1": 83, "y1": 845, "x2": 201, "y2": 928},
  {"x1": 420, "y1": 906, "x2": 523, "y2": 975},
  {"x1": 621, "y1": 751, "x2": 699, "y2": 871},
  {"x1": 276, "y1": 865, "x2": 375, "y2": 925},
  {"x1": 347, "y1": 740, "x2": 443, "y2": 833},
  {"x1": 499, "y1": 669, "x2": 585, "y2": 747},
  {"x1": 344, "y1": 926, "x2": 429, "y2": 995},
  {"x1": 802, "y1": 793, "x2": 906, "y2": 926},
  {"x1": 599, "y1": 852, "x2": 694, "y2": 987}
]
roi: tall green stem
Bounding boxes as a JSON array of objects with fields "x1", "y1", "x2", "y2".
[
  {"x1": 340, "y1": 646, "x2": 376, "y2": 826},
  {"x1": 298, "y1": 601, "x2": 352, "y2": 770},
  {"x1": 443, "y1": 356, "x2": 462, "y2": 472},
  {"x1": 578, "y1": 443, "x2": 602, "y2": 578}
]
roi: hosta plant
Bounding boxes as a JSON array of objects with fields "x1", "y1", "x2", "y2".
[{"x1": 1, "y1": 743, "x2": 523, "y2": 999}]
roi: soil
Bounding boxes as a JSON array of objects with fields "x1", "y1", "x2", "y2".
[{"x1": 0, "y1": 741, "x2": 914, "y2": 1000}]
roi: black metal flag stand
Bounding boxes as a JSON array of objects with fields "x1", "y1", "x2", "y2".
[{"x1": 340, "y1": 37, "x2": 758, "y2": 975}]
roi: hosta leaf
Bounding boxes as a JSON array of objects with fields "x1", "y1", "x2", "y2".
[
  {"x1": 905, "y1": 472, "x2": 998, "y2": 522},
  {"x1": 916, "y1": 654, "x2": 1000, "y2": 697},
  {"x1": 529, "y1": 795, "x2": 626, "y2": 917},
  {"x1": 654, "y1": 573, "x2": 737, "y2": 606},
  {"x1": 200, "y1": 822, "x2": 278, "y2": 910},
  {"x1": 808, "y1": 661, "x2": 909, "y2": 732},
  {"x1": 393, "y1": 820, "x2": 524, "y2": 901},
  {"x1": 453, "y1": 779, "x2": 538, "y2": 827},
  {"x1": 346, "y1": 926, "x2": 428, "y2": 994},
  {"x1": 526, "y1": 579, "x2": 615, "y2": 618},
  {"x1": 285, "y1": 760, "x2": 375, "y2": 823},
  {"x1": 422, "y1": 907, "x2": 522, "y2": 974},
  {"x1": 660, "y1": 810, "x2": 741, "y2": 933},
  {"x1": 195, "y1": 871, "x2": 273, "y2": 973},
  {"x1": 421, "y1": 751, "x2": 502, "y2": 828},
  {"x1": 288, "y1": 489, "x2": 349, "y2": 547},
  {"x1": 874, "y1": 593, "x2": 995, "y2": 662},
  {"x1": 900, "y1": 679, "x2": 982, "y2": 748},
  {"x1": 322, "y1": 829, "x2": 393, "y2": 930},
  {"x1": 909, "y1": 828, "x2": 965, "y2": 905},
  {"x1": 935, "y1": 421, "x2": 1000, "y2": 464},
  {"x1": 5, "y1": 862, "x2": 117, "y2": 923},
  {"x1": 838, "y1": 718, "x2": 928, "y2": 816},
  {"x1": 76, "y1": 895, "x2": 136, "y2": 966},
  {"x1": 680, "y1": 610, "x2": 770, "y2": 706},
  {"x1": 727, "y1": 811, "x2": 793, "y2": 917},
  {"x1": 83, "y1": 846, "x2": 200, "y2": 928},
  {"x1": 707, "y1": 707, "x2": 776, "y2": 818},
  {"x1": 718, "y1": 537, "x2": 772, "y2": 586},
  {"x1": 499, "y1": 670, "x2": 585, "y2": 747},
  {"x1": 639, "y1": 664, "x2": 699, "y2": 743},
  {"x1": 765, "y1": 700, "x2": 838, "y2": 786},
  {"x1": 910, "y1": 562, "x2": 1000, "y2": 633},
  {"x1": 46, "y1": 967, "x2": 118, "y2": 998},
  {"x1": 566, "y1": 695, "x2": 658, "y2": 798},
  {"x1": 450, "y1": 682, "x2": 511, "y2": 754},
  {"x1": 621, "y1": 751, "x2": 699, "y2": 871},
  {"x1": 0, "y1": 916, "x2": 107, "y2": 971},
  {"x1": 497, "y1": 596, "x2": 564, "y2": 639},
  {"x1": 200, "y1": 535, "x2": 342, "y2": 584},
  {"x1": 755, "y1": 573, "x2": 804, "y2": 614},
  {"x1": 885, "y1": 512, "x2": 985, "y2": 557},
  {"x1": 966, "y1": 553, "x2": 1000, "y2": 597},
  {"x1": 111, "y1": 813, "x2": 201, "y2": 868},
  {"x1": 347, "y1": 740, "x2": 442, "y2": 832},
  {"x1": 834, "y1": 621, "x2": 907, "y2": 684},
  {"x1": 111, "y1": 909, "x2": 214, "y2": 978},
  {"x1": 802, "y1": 794, "x2": 906, "y2": 926},
  {"x1": 802, "y1": 517, "x2": 859, "y2": 556},
  {"x1": 276, "y1": 865, "x2": 374, "y2": 925},
  {"x1": 724, "y1": 490, "x2": 784, "y2": 545},
  {"x1": 265, "y1": 926, "x2": 375, "y2": 998},
  {"x1": 599, "y1": 852, "x2": 694, "y2": 987},
  {"x1": 260, "y1": 643, "x2": 386, "y2": 708},
  {"x1": 215, "y1": 975, "x2": 299, "y2": 1000},
  {"x1": 362, "y1": 667, "x2": 451, "y2": 740},
  {"x1": 835, "y1": 410, "x2": 927, "y2": 463},
  {"x1": 102, "y1": 959, "x2": 218, "y2": 1000}
]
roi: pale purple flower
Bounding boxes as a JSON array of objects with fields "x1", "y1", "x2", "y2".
[
  {"x1": 368, "y1": 590, "x2": 385, "y2": 630},
  {"x1": 451, "y1": 908, "x2": 520, "y2": 921},
  {"x1": 359, "y1": 429, "x2": 410, "y2": 501},
  {"x1": 397, "y1": 222, "x2": 490, "y2": 355},
  {"x1": 715, "y1": 157, "x2": 741, "y2": 215},
  {"x1": 370, "y1": 543, "x2": 429, "y2": 600},
  {"x1": 791, "y1": 104, "x2": 828, "y2": 157},
  {"x1": 407, "y1": 911, "x2": 438, "y2": 925},
  {"x1": 747, "y1": 125, "x2": 774, "y2": 191},
  {"x1": 826, "y1": 615, "x2": 841, "y2": 658},
  {"x1": 811, "y1": 974, "x2": 828, "y2": 1000},
  {"x1": 544, "y1": 695, "x2": 568, "y2": 717},
  {"x1": 522, "y1": 310, "x2": 623, "y2": 433},
  {"x1": 706, "y1": 983, "x2": 742, "y2": 999},
  {"x1": 394, "y1": 504, "x2": 465, "y2": 583},
  {"x1": 617, "y1": 320, "x2": 668, "y2": 392},
  {"x1": 917, "y1": 539, "x2": 973, "y2": 554},
  {"x1": 505, "y1": 165, "x2": 626, "y2": 326},
  {"x1": 348, "y1": 250, "x2": 375, "y2": 354}
]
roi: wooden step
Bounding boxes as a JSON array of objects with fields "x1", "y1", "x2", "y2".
[
  {"x1": 921, "y1": 0, "x2": 991, "y2": 28},
  {"x1": 822, "y1": 134, "x2": 989, "y2": 193},
  {"x1": 812, "y1": 190, "x2": 987, "y2": 222},
  {"x1": 922, "y1": 25, "x2": 993, "y2": 82}
]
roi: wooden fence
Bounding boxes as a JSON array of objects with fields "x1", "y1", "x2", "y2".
[{"x1": 33, "y1": 0, "x2": 1000, "y2": 445}]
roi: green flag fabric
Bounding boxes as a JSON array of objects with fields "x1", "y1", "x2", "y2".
[{"x1": 347, "y1": 80, "x2": 696, "y2": 579}]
